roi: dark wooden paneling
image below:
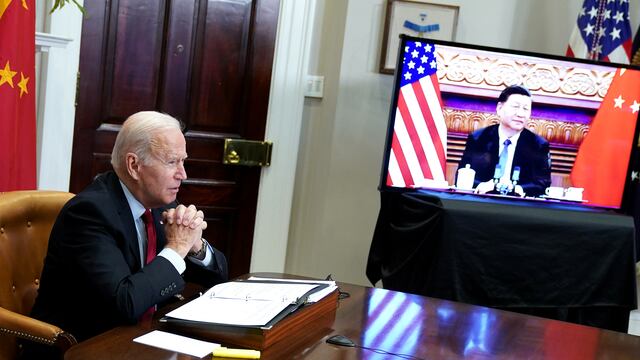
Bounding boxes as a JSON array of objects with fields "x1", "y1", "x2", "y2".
[
  {"x1": 190, "y1": 0, "x2": 252, "y2": 130},
  {"x1": 107, "y1": 0, "x2": 165, "y2": 116},
  {"x1": 160, "y1": 0, "x2": 197, "y2": 119}
]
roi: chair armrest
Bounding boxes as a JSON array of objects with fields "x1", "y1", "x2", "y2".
[{"x1": 0, "y1": 307, "x2": 77, "y2": 351}]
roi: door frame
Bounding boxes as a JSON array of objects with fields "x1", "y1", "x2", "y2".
[{"x1": 250, "y1": 0, "x2": 317, "y2": 273}]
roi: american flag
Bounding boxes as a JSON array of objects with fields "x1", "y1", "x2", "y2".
[
  {"x1": 386, "y1": 40, "x2": 447, "y2": 187},
  {"x1": 566, "y1": 0, "x2": 633, "y2": 64}
]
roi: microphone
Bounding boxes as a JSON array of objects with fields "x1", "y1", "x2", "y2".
[
  {"x1": 493, "y1": 165, "x2": 503, "y2": 182},
  {"x1": 511, "y1": 166, "x2": 520, "y2": 185},
  {"x1": 483, "y1": 165, "x2": 503, "y2": 195},
  {"x1": 508, "y1": 166, "x2": 521, "y2": 196}
]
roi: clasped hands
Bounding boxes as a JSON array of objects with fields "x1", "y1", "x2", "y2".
[
  {"x1": 162, "y1": 204, "x2": 207, "y2": 258},
  {"x1": 475, "y1": 180, "x2": 524, "y2": 197}
]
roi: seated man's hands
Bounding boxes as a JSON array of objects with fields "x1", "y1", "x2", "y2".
[
  {"x1": 475, "y1": 180, "x2": 525, "y2": 197},
  {"x1": 513, "y1": 185, "x2": 525, "y2": 197},
  {"x1": 164, "y1": 204, "x2": 205, "y2": 229},
  {"x1": 475, "y1": 180, "x2": 495, "y2": 194},
  {"x1": 163, "y1": 204, "x2": 207, "y2": 258}
]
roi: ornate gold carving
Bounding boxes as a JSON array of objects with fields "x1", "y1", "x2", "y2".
[
  {"x1": 435, "y1": 47, "x2": 615, "y2": 102},
  {"x1": 632, "y1": 48, "x2": 640, "y2": 66},
  {"x1": 443, "y1": 108, "x2": 588, "y2": 146}
]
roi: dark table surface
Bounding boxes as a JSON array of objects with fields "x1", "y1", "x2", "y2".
[{"x1": 65, "y1": 273, "x2": 640, "y2": 360}]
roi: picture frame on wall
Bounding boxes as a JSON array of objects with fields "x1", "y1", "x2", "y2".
[{"x1": 379, "y1": 0, "x2": 459, "y2": 74}]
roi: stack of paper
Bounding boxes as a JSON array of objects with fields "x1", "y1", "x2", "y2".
[{"x1": 165, "y1": 278, "x2": 336, "y2": 327}]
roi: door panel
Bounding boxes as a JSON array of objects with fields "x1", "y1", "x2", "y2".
[
  {"x1": 108, "y1": 0, "x2": 165, "y2": 115},
  {"x1": 190, "y1": 0, "x2": 250, "y2": 129},
  {"x1": 71, "y1": 0, "x2": 279, "y2": 278}
]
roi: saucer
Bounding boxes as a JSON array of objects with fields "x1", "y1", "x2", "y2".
[{"x1": 541, "y1": 195, "x2": 587, "y2": 203}]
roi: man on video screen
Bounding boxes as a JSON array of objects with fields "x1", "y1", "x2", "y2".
[{"x1": 457, "y1": 85, "x2": 551, "y2": 197}]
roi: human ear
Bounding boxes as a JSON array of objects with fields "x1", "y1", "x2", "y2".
[{"x1": 126, "y1": 153, "x2": 141, "y2": 180}]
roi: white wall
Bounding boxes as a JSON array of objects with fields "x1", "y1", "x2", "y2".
[
  {"x1": 35, "y1": 1, "x2": 83, "y2": 191},
  {"x1": 284, "y1": 0, "x2": 640, "y2": 286}
]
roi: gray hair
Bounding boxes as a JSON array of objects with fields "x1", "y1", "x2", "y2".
[{"x1": 111, "y1": 111, "x2": 183, "y2": 173}]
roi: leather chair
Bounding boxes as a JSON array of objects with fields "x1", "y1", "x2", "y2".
[{"x1": 0, "y1": 191, "x2": 76, "y2": 360}]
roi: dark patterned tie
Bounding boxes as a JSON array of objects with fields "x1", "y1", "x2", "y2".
[
  {"x1": 142, "y1": 209, "x2": 156, "y2": 264},
  {"x1": 140, "y1": 209, "x2": 156, "y2": 322}
]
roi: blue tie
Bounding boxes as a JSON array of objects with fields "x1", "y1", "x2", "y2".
[{"x1": 497, "y1": 139, "x2": 511, "y2": 178}]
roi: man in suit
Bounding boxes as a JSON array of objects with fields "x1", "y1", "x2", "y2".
[
  {"x1": 25, "y1": 111, "x2": 227, "y2": 357},
  {"x1": 457, "y1": 85, "x2": 551, "y2": 197}
]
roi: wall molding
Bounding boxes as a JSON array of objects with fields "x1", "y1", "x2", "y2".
[{"x1": 35, "y1": 31, "x2": 72, "y2": 53}]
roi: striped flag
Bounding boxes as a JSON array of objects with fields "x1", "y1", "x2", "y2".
[
  {"x1": 386, "y1": 40, "x2": 447, "y2": 188},
  {"x1": 0, "y1": 0, "x2": 36, "y2": 190},
  {"x1": 566, "y1": 0, "x2": 632, "y2": 64}
]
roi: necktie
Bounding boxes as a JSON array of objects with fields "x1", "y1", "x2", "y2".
[
  {"x1": 497, "y1": 138, "x2": 511, "y2": 179},
  {"x1": 142, "y1": 209, "x2": 157, "y2": 264},
  {"x1": 140, "y1": 209, "x2": 157, "y2": 322}
]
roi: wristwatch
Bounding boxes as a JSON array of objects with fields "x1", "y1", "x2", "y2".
[{"x1": 188, "y1": 238, "x2": 207, "y2": 259}]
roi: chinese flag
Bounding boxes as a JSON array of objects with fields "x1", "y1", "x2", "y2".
[
  {"x1": 0, "y1": 0, "x2": 36, "y2": 191},
  {"x1": 571, "y1": 68, "x2": 640, "y2": 208}
]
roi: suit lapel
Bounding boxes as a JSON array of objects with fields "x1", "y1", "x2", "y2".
[
  {"x1": 512, "y1": 129, "x2": 529, "y2": 173},
  {"x1": 104, "y1": 172, "x2": 143, "y2": 270},
  {"x1": 488, "y1": 125, "x2": 500, "y2": 168}
]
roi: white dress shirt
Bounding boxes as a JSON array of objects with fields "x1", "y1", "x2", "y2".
[{"x1": 497, "y1": 127, "x2": 521, "y2": 184}]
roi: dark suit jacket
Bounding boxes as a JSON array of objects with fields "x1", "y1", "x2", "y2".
[
  {"x1": 458, "y1": 125, "x2": 551, "y2": 197},
  {"x1": 29, "y1": 171, "x2": 228, "y2": 343}
]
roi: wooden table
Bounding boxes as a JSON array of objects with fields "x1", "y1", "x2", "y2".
[{"x1": 65, "y1": 274, "x2": 640, "y2": 359}]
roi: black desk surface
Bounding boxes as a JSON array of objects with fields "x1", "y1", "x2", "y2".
[{"x1": 367, "y1": 190, "x2": 637, "y2": 331}]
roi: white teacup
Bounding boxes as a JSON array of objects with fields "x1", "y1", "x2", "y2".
[
  {"x1": 545, "y1": 186, "x2": 564, "y2": 198},
  {"x1": 565, "y1": 187, "x2": 584, "y2": 201}
]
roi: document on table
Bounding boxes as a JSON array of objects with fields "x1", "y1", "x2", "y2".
[
  {"x1": 134, "y1": 330, "x2": 220, "y2": 357},
  {"x1": 165, "y1": 281, "x2": 320, "y2": 326},
  {"x1": 246, "y1": 276, "x2": 338, "y2": 303}
]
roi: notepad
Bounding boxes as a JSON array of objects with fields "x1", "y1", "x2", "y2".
[
  {"x1": 133, "y1": 330, "x2": 220, "y2": 357},
  {"x1": 165, "y1": 281, "x2": 321, "y2": 327}
]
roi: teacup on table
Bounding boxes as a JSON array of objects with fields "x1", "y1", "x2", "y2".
[
  {"x1": 545, "y1": 186, "x2": 564, "y2": 199},
  {"x1": 565, "y1": 187, "x2": 584, "y2": 201}
]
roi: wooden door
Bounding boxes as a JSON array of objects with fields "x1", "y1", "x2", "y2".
[{"x1": 70, "y1": 0, "x2": 279, "y2": 278}]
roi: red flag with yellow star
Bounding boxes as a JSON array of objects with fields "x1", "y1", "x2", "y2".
[
  {"x1": 0, "y1": 0, "x2": 36, "y2": 190},
  {"x1": 571, "y1": 68, "x2": 640, "y2": 208}
]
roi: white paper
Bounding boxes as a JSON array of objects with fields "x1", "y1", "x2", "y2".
[
  {"x1": 247, "y1": 276, "x2": 338, "y2": 303},
  {"x1": 166, "y1": 281, "x2": 319, "y2": 326},
  {"x1": 133, "y1": 330, "x2": 220, "y2": 358}
]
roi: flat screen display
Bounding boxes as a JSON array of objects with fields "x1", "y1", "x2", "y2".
[{"x1": 379, "y1": 35, "x2": 640, "y2": 210}]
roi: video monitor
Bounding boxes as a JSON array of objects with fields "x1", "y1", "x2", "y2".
[{"x1": 379, "y1": 34, "x2": 640, "y2": 210}]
